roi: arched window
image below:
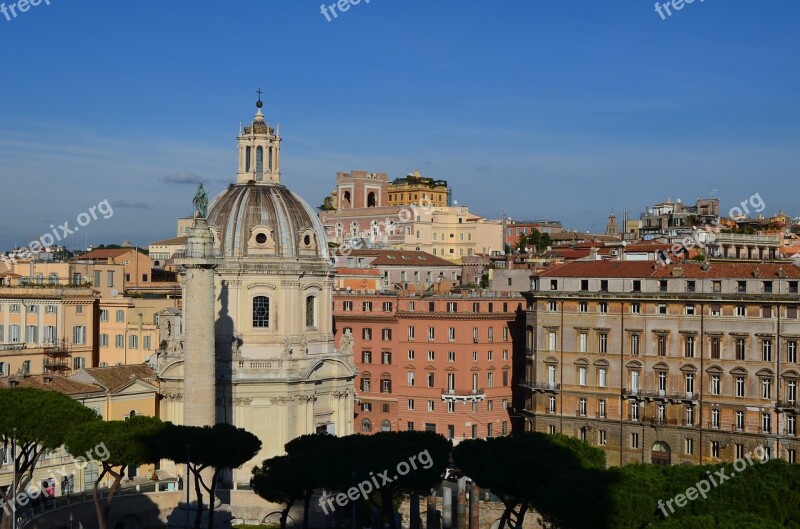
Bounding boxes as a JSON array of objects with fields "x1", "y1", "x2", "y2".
[
  {"x1": 245, "y1": 146, "x2": 251, "y2": 172},
  {"x1": 268, "y1": 147, "x2": 273, "y2": 170},
  {"x1": 306, "y1": 296, "x2": 316, "y2": 328},
  {"x1": 253, "y1": 296, "x2": 270, "y2": 328},
  {"x1": 343, "y1": 191, "x2": 351, "y2": 207},
  {"x1": 361, "y1": 418, "x2": 372, "y2": 432},
  {"x1": 381, "y1": 420, "x2": 391, "y2": 432},
  {"x1": 367, "y1": 192, "x2": 376, "y2": 207},
  {"x1": 256, "y1": 146, "x2": 264, "y2": 179}
]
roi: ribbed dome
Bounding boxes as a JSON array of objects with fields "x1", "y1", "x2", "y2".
[{"x1": 206, "y1": 183, "x2": 328, "y2": 259}]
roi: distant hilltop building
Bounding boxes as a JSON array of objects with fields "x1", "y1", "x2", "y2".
[{"x1": 319, "y1": 170, "x2": 502, "y2": 263}]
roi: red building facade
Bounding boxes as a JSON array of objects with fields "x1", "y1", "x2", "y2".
[{"x1": 333, "y1": 291, "x2": 526, "y2": 442}]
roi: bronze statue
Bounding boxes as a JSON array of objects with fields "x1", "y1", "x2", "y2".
[{"x1": 193, "y1": 183, "x2": 208, "y2": 218}]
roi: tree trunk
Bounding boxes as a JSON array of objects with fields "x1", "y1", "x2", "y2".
[
  {"x1": 280, "y1": 505, "x2": 292, "y2": 529},
  {"x1": 193, "y1": 468, "x2": 204, "y2": 529},
  {"x1": 206, "y1": 469, "x2": 220, "y2": 529},
  {"x1": 381, "y1": 490, "x2": 397, "y2": 529},
  {"x1": 302, "y1": 489, "x2": 312, "y2": 529}
]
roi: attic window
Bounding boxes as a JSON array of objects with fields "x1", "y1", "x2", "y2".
[
  {"x1": 387, "y1": 255, "x2": 395, "y2": 259},
  {"x1": 255, "y1": 233, "x2": 267, "y2": 244},
  {"x1": 304, "y1": 234, "x2": 312, "y2": 246}
]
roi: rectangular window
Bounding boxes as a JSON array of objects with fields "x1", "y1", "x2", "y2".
[
  {"x1": 631, "y1": 334, "x2": 640, "y2": 355},
  {"x1": 447, "y1": 302, "x2": 457, "y2": 313},
  {"x1": 711, "y1": 375, "x2": 721, "y2": 395},
  {"x1": 763, "y1": 306, "x2": 772, "y2": 319},
  {"x1": 735, "y1": 376, "x2": 746, "y2": 397},
  {"x1": 712, "y1": 281, "x2": 722, "y2": 293},
  {"x1": 737, "y1": 305, "x2": 746, "y2": 317},
  {"x1": 632, "y1": 280, "x2": 641, "y2": 292},
  {"x1": 711, "y1": 337, "x2": 720, "y2": 359},
  {"x1": 599, "y1": 333, "x2": 608, "y2": 354},
  {"x1": 383, "y1": 302, "x2": 393, "y2": 312},
  {"x1": 100, "y1": 334, "x2": 109, "y2": 347},
  {"x1": 428, "y1": 327, "x2": 435, "y2": 341},
  {"x1": 427, "y1": 400, "x2": 435, "y2": 412},
  {"x1": 738, "y1": 281, "x2": 747, "y2": 293},
  {"x1": 344, "y1": 301, "x2": 353, "y2": 312},
  {"x1": 100, "y1": 310, "x2": 109, "y2": 322},
  {"x1": 143, "y1": 336, "x2": 151, "y2": 350},
  {"x1": 427, "y1": 350, "x2": 435, "y2": 361},
  {"x1": 427, "y1": 372, "x2": 435, "y2": 387},
  {"x1": 578, "y1": 333, "x2": 587, "y2": 353},
  {"x1": 407, "y1": 349, "x2": 415, "y2": 360},
  {"x1": 362, "y1": 328, "x2": 372, "y2": 340},
  {"x1": 72, "y1": 326, "x2": 86, "y2": 345},
  {"x1": 685, "y1": 336, "x2": 695, "y2": 358},
  {"x1": 381, "y1": 351, "x2": 391, "y2": 364},
  {"x1": 711, "y1": 304, "x2": 721, "y2": 317},
  {"x1": 448, "y1": 327, "x2": 455, "y2": 342},
  {"x1": 658, "y1": 304, "x2": 667, "y2": 315},
  {"x1": 407, "y1": 399, "x2": 414, "y2": 410},
  {"x1": 737, "y1": 338, "x2": 747, "y2": 360},
  {"x1": 382, "y1": 328, "x2": 392, "y2": 341},
  {"x1": 599, "y1": 302, "x2": 608, "y2": 314},
  {"x1": 448, "y1": 351, "x2": 455, "y2": 362},
  {"x1": 129, "y1": 335, "x2": 138, "y2": 349},
  {"x1": 381, "y1": 379, "x2": 391, "y2": 393},
  {"x1": 408, "y1": 326, "x2": 415, "y2": 340},
  {"x1": 73, "y1": 357, "x2": 85, "y2": 370},
  {"x1": 579, "y1": 301, "x2": 588, "y2": 313},
  {"x1": 631, "y1": 303, "x2": 640, "y2": 314},
  {"x1": 789, "y1": 341, "x2": 798, "y2": 363},
  {"x1": 685, "y1": 438, "x2": 694, "y2": 455},
  {"x1": 763, "y1": 339, "x2": 773, "y2": 362},
  {"x1": 548, "y1": 301, "x2": 558, "y2": 312},
  {"x1": 631, "y1": 433, "x2": 639, "y2": 449},
  {"x1": 578, "y1": 367, "x2": 587, "y2": 386},
  {"x1": 735, "y1": 411, "x2": 745, "y2": 431},
  {"x1": 685, "y1": 304, "x2": 695, "y2": 316},
  {"x1": 363, "y1": 301, "x2": 372, "y2": 312},
  {"x1": 116, "y1": 310, "x2": 125, "y2": 323}
]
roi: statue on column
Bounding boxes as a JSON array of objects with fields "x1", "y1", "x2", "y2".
[
  {"x1": 340, "y1": 329, "x2": 354, "y2": 355},
  {"x1": 193, "y1": 183, "x2": 208, "y2": 218}
]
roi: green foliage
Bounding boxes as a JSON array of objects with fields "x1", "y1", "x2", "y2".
[
  {"x1": 63, "y1": 416, "x2": 166, "y2": 529},
  {"x1": 0, "y1": 386, "x2": 101, "y2": 514},
  {"x1": 515, "y1": 229, "x2": 551, "y2": 254},
  {"x1": 453, "y1": 433, "x2": 614, "y2": 529},
  {"x1": 608, "y1": 459, "x2": 800, "y2": 529},
  {"x1": 159, "y1": 423, "x2": 261, "y2": 529}
]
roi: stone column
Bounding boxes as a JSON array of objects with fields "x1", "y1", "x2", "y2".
[
  {"x1": 426, "y1": 494, "x2": 438, "y2": 529},
  {"x1": 182, "y1": 218, "x2": 217, "y2": 428},
  {"x1": 456, "y1": 478, "x2": 467, "y2": 529},
  {"x1": 443, "y1": 487, "x2": 452, "y2": 529},
  {"x1": 469, "y1": 481, "x2": 479, "y2": 529},
  {"x1": 172, "y1": 217, "x2": 220, "y2": 527}
]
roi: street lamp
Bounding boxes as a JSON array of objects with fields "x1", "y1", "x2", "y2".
[
  {"x1": 12, "y1": 427, "x2": 17, "y2": 529},
  {"x1": 185, "y1": 444, "x2": 191, "y2": 529}
]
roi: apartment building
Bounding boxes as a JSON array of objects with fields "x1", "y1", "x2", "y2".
[
  {"x1": 387, "y1": 170, "x2": 450, "y2": 208},
  {"x1": 523, "y1": 260, "x2": 800, "y2": 466},
  {"x1": 333, "y1": 291, "x2": 525, "y2": 442},
  {"x1": 0, "y1": 285, "x2": 98, "y2": 380}
]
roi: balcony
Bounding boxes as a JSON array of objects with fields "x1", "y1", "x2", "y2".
[
  {"x1": 441, "y1": 388, "x2": 485, "y2": 402},
  {"x1": 644, "y1": 417, "x2": 678, "y2": 427},
  {"x1": 637, "y1": 389, "x2": 697, "y2": 403},
  {"x1": 523, "y1": 381, "x2": 561, "y2": 393},
  {"x1": 777, "y1": 400, "x2": 800, "y2": 411},
  {"x1": 622, "y1": 387, "x2": 641, "y2": 398}
]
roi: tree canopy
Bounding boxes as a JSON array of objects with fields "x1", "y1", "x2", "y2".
[{"x1": 64, "y1": 415, "x2": 165, "y2": 529}]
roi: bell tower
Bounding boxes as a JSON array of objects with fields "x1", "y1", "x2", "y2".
[{"x1": 237, "y1": 90, "x2": 281, "y2": 184}]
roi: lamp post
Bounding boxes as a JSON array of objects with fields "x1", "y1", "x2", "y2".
[
  {"x1": 186, "y1": 444, "x2": 191, "y2": 529},
  {"x1": 12, "y1": 427, "x2": 17, "y2": 529}
]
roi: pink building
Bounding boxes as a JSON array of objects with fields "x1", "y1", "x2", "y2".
[{"x1": 333, "y1": 291, "x2": 525, "y2": 442}]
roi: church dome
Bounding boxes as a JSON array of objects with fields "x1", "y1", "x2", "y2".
[{"x1": 206, "y1": 182, "x2": 328, "y2": 260}]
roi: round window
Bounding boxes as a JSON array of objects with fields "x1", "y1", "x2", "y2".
[{"x1": 255, "y1": 232, "x2": 267, "y2": 244}]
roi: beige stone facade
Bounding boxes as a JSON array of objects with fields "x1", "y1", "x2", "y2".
[{"x1": 523, "y1": 260, "x2": 800, "y2": 466}]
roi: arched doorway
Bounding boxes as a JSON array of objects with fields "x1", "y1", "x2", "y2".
[{"x1": 651, "y1": 441, "x2": 671, "y2": 466}]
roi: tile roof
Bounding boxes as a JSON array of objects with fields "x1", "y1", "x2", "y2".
[
  {"x1": 149, "y1": 236, "x2": 188, "y2": 246},
  {"x1": 77, "y1": 364, "x2": 158, "y2": 392},
  {"x1": 346, "y1": 249, "x2": 458, "y2": 267},
  {"x1": 535, "y1": 260, "x2": 800, "y2": 279},
  {"x1": 19, "y1": 376, "x2": 103, "y2": 396},
  {"x1": 79, "y1": 248, "x2": 143, "y2": 260}
]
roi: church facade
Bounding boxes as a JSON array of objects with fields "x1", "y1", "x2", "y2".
[{"x1": 157, "y1": 98, "x2": 356, "y2": 485}]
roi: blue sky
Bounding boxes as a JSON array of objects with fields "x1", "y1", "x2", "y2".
[{"x1": 0, "y1": 0, "x2": 798, "y2": 250}]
